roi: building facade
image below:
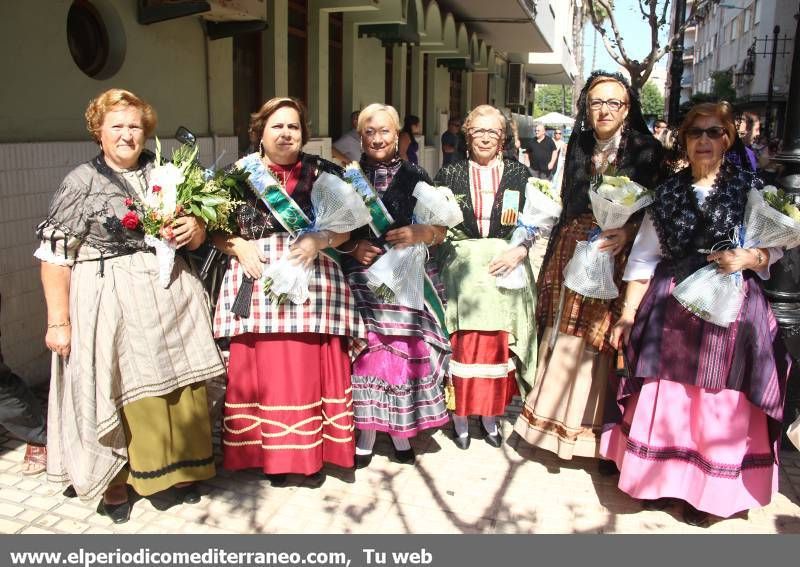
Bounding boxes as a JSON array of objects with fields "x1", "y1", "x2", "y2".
[
  {"x1": 668, "y1": 0, "x2": 796, "y2": 135},
  {"x1": 0, "y1": 0, "x2": 576, "y2": 383}
]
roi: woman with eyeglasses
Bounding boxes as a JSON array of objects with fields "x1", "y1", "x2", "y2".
[
  {"x1": 601, "y1": 102, "x2": 789, "y2": 527},
  {"x1": 514, "y1": 71, "x2": 664, "y2": 468},
  {"x1": 434, "y1": 105, "x2": 537, "y2": 450},
  {"x1": 339, "y1": 104, "x2": 451, "y2": 468}
]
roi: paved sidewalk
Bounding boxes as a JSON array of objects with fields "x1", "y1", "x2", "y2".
[{"x1": 1, "y1": 414, "x2": 799, "y2": 535}]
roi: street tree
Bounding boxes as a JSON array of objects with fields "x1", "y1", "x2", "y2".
[
  {"x1": 534, "y1": 85, "x2": 575, "y2": 118},
  {"x1": 585, "y1": 0, "x2": 721, "y2": 92},
  {"x1": 640, "y1": 81, "x2": 665, "y2": 116},
  {"x1": 572, "y1": 0, "x2": 611, "y2": 111}
]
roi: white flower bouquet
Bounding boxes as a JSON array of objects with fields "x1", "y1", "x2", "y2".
[
  {"x1": 261, "y1": 171, "x2": 371, "y2": 304},
  {"x1": 563, "y1": 175, "x2": 654, "y2": 299},
  {"x1": 495, "y1": 178, "x2": 562, "y2": 290},
  {"x1": 133, "y1": 139, "x2": 241, "y2": 288},
  {"x1": 672, "y1": 186, "x2": 800, "y2": 327},
  {"x1": 365, "y1": 182, "x2": 463, "y2": 309}
]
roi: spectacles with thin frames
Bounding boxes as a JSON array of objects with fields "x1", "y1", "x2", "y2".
[
  {"x1": 588, "y1": 98, "x2": 627, "y2": 113},
  {"x1": 468, "y1": 128, "x2": 502, "y2": 140}
]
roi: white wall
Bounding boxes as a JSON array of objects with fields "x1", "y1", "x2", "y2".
[
  {"x1": 0, "y1": 1, "x2": 234, "y2": 143},
  {"x1": 352, "y1": 37, "x2": 387, "y2": 107}
]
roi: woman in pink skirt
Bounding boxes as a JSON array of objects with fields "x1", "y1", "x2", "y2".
[{"x1": 605, "y1": 102, "x2": 790, "y2": 527}]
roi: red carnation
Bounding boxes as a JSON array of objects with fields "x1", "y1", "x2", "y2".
[
  {"x1": 121, "y1": 211, "x2": 140, "y2": 230},
  {"x1": 124, "y1": 198, "x2": 134, "y2": 208},
  {"x1": 152, "y1": 185, "x2": 162, "y2": 194}
]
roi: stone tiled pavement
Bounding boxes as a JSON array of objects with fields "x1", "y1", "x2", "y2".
[
  {"x1": 2, "y1": 238, "x2": 799, "y2": 534},
  {"x1": 1, "y1": 416, "x2": 800, "y2": 535}
]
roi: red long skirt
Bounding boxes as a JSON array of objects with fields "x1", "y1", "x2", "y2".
[
  {"x1": 222, "y1": 332, "x2": 355, "y2": 474},
  {"x1": 450, "y1": 330, "x2": 518, "y2": 417}
]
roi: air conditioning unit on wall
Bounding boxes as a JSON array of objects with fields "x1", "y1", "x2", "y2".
[{"x1": 506, "y1": 63, "x2": 526, "y2": 107}]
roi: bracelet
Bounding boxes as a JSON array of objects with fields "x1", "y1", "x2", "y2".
[
  {"x1": 426, "y1": 230, "x2": 436, "y2": 247},
  {"x1": 755, "y1": 249, "x2": 764, "y2": 267},
  {"x1": 335, "y1": 240, "x2": 359, "y2": 254},
  {"x1": 47, "y1": 322, "x2": 70, "y2": 328},
  {"x1": 621, "y1": 301, "x2": 637, "y2": 313}
]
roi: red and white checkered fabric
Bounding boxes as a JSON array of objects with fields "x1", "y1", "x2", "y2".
[{"x1": 214, "y1": 234, "x2": 366, "y2": 339}]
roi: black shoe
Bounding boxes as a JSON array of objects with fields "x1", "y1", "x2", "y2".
[
  {"x1": 306, "y1": 471, "x2": 325, "y2": 488},
  {"x1": 641, "y1": 497, "x2": 673, "y2": 511},
  {"x1": 393, "y1": 447, "x2": 415, "y2": 465},
  {"x1": 96, "y1": 499, "x2": 131, "y2": 524},
  {"x1": 479, "y1": 421, "x2": 502, "y2": 448},
  {"x1": 453, "y1": 434, "x2": 471, "y2": 450},
  {"x1": 354, "y1": 453, "x2": 373, "y2": 469},
  {"x1": 265, "y1": 473, "x2": 288, "y2": 487},
  {"x1": 682, "y1": 503, "x2": 711, "y2": 528},
  {"x1": 598, "y1": 459, "x2": 620, "y2": 476},
  {"x1": 174, "y1": 484, "x2": 200, "y2": 505},
  {"x1": 62, "y1": 485, "x2": 77, "y2": 498}
]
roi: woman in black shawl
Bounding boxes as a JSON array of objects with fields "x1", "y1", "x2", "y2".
[{"x1": 514, "y1": 71, "x2": 664, "y2": 466}]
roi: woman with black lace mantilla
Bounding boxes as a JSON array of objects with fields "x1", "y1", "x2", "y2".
[
  {"x1": 37, "y1": 89, "x2": 224, "y2": 523},
  {"x1": 513, "y1": 72, "x2": 665, "y2": 468}
]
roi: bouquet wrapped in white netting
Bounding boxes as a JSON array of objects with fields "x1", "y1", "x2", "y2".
[
  {"x1": 670, "y1": 261, "x2": 746, "y2": 327},
  {"x1": 365, "y1": 182, "x2": 463, "y2": 309},
  {"x1": 744, "y1": 186, "x2": 800, "y2": 249},
  {"x1": 262, "y1": 172, "x2": 371, "y2": 304},
  {"x1": 495, "y1": 178, "x2": 562, "y2": 290},
  {"x1": 672, "y1": 186, "x2": 800, "y2": 327},
  {"x1": 563, "y1": 175, "x2": 654, "y2": 299}
]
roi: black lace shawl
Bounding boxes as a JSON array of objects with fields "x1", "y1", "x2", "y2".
[
  {"x1": 649, "y1": 161, "x2": 760, "y2": 281},
  {"x1": 233, "y1": 152, "x2": 343, "y2": 240},
  {"x1": 541, "y1": 71, "x2": 665, "y2": 273},
  {"x1": 433, "y1": 158, "x2": 532, "y2": 241},
  {"x1": 36, "y1": 151, "x2": 156, "y2": 261},
  {"x1": 350, "y1": 159, "x2": 433, "y2": 244}
]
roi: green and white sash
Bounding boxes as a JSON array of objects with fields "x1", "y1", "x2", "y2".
[
  {"x1": 240, "y1": 154, "x2": 340, "y2": 263},
  {"x1": 342, "y1": 162, "x2": 448, "y2": 335}
]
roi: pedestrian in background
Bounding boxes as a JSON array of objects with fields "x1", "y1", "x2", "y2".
[
  {"x1": 37, "y1": 89, "x2": 223, "y2": 523},
  {"x1": 340, "y1": 104, "x2": 450, "y2": 468},
  {"x1": 399, "y1": 114, "x2": 421, "y2": 165},
  {"x1": 523, "y1": 123, "x2": 557, "y2": 179},
  {"x1": 652, "y1": 118, "x2": 667, "y2": 138},
  {"x1": 605, "y1": 102, "x2": 789, "y2": 527},
  {"x1": 441, "y1": 117, "x2": 465, "y2": 166},
  {"x1": 514, "y1": 71, "x2": 664, "y2": 468},
  {"x1": 0, "y1": 294, "x2": 47, "y2": 476},
  {"x1": 551, "y1": 128, "x2": 568, "y2": 192},
  {"x1": 332, "y1": 110, "x2": 362, "y2": 165},
  {"x1": 435, "y1": 105, "x2": 537, "y2": 451}
]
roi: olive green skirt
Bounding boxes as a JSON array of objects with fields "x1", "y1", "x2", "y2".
[{"x1": 112, "y1": 383, "x2": 215, "y2": 496}]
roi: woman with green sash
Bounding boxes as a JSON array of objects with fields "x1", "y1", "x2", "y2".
[
  {"x1": 212, "y1": 97, "x2": 364, "y2": 486},
  {"x1": 434, "y1": 105, "x2": 537, "y2": 450},
  {"x1": 339, "y1": 104, "x2": 451, "y2": 468}
]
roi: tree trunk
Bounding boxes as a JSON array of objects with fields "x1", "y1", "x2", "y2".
[{"x1": 571, "y1": 0, "x2": 587, "y2": 113}]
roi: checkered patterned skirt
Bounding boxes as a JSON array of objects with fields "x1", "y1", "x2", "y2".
[{"x1": 537, "y1": 213, "x2": 632, "y2": 354}]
